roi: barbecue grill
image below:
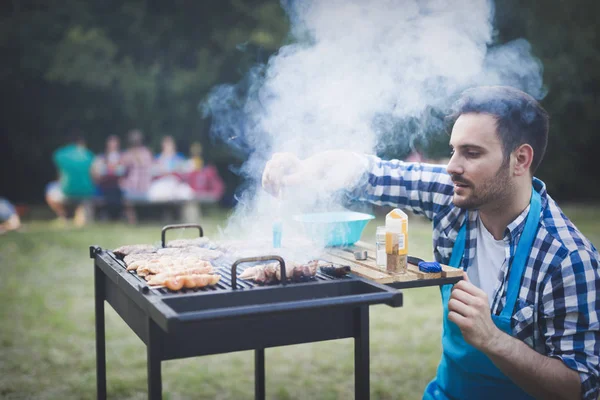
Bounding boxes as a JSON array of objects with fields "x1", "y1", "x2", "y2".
[{"x1": 90, "y1": 224, "x2": 459, "y2": 399}]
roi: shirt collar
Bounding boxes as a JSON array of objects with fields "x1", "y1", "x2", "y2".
[
  {"x1": 505, "y1": 177, "x2": 546, "y2": 241},
  {"x1": 440, "y1": 205, "x2": 468, "y2": 241}
]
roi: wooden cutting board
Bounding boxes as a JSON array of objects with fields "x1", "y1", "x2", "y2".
[{"x1": 324, "y1": 241, "x2": 463, "y2": 284}]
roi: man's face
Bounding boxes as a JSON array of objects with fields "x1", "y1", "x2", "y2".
[{"x1": 447, "y1": 113, "x2": 513, "y2": 211}]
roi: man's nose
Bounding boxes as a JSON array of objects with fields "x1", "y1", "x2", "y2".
[{"x1": 446, "y1": 152, "x2": 463, "y2": 176}]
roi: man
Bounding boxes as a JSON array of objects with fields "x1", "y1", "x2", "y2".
[
  {"x1": 46, "y1": 130, "x2": 96, "y2": 227},
  {"x1": 261, "y1": 86, "x2": 599, "y2": 399}
]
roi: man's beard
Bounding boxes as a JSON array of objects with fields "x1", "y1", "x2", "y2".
[{"x1": 451, "y1": 165, "x2": 513, "y2": 211}]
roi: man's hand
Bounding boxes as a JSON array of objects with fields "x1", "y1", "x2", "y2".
[
  {"x1": 447, "y1": 273, "x2": 504, "y2": 351},
  {"x1": 261, "y1": 152, "x2": 303, "y2": 196},
  {"x1": 448, "y1": 273, "x2": 582, "y2": 399},
  {"x1": 261, "y1": 150, "x2": 369, "y2": 197}
]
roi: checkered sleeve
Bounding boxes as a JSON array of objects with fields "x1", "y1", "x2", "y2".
[
  {"x1": 349, "y1": 155, "x2": 455, "y2": 221},
  {"x1": 540, "y1": 248, "x2": 600, "y2": 400}
]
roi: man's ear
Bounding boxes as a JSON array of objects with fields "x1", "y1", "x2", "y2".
[{"x1": 513, "y1": 144, "x2": 534, "y2": 177}]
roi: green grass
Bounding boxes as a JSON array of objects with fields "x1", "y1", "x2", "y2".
[{"x1": 0, "y1": 206, "x2": 598, "y2": 400}]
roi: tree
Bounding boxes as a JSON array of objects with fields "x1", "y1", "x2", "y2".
[
  {"x1": 495, "y1": 0, "x2": 600, "y2": 200},
  {"x1": 0, "y1": 0, "x2": 289, "y2": 202}
]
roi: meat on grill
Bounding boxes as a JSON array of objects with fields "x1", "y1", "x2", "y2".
[
  {"x1": 123, "y1": 252, "x2": 215, "y2": 271},
  {"x1": 238, "y1": 260, "x2": 330, "y2": 283},
  {"x1": 146, "y1": 265, "x2": 215, "y2": 285},
  {"x1": 238, "y1": 262, "x2": 278, "y2": 283},
  {"x1": 113, "y1": 244, "x2": 156, "y2": 258},
  {"x1": 155, "y1": 247, "x2": 223, "y2": 260},
  {"x1": 165, "y1": 237, "x2": 211, "y2": 248},
  {"x1": 123, "y1": 252, "x2": 158, "y2": 265},
  {"x1": 137, "y1": 259, "x2": 213, "y2": 276},
  {"x1": 161, "y1": 274, "x2": 221, "y2": 291},
  {"x1": 115, "y1": 241, "x2": 222, "y2": 262},
  {"x1": 113, "y1": 241, "x2": 223, "y2": 291},
  {"x1": 239, "y1": 260, "x2": 352, "y2": 283},
  {"x1": 319, "y1": 264, "x2": 352, "y2": 278}
]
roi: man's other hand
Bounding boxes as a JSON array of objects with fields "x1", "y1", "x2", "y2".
[{"x1": 447, "y1": 273, "x2": 504, "y2": 351}]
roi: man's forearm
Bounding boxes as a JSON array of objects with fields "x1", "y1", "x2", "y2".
[
  {"x1": 354, "y1": 155, "x2": 452, "y2": 219},
  {"x1": 485, "y1": 330, "x2": 581, "y2": 399}
]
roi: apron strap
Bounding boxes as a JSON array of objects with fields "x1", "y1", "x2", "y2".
[
  {"x1": 500, "y1": 188, "x2": 542, "y2": 318},
  {"x1": 449, "y1": 221, "x2": 467, "y2": 268}
]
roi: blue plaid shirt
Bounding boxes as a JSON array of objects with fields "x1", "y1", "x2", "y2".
[{"x1": 352, "y1": 155, "x2": 600, "y2": 399}]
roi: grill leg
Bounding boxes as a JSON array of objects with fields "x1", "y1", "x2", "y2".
[
  {"x1": 354, "y1": 306, "x2": 370, "y2": 400},
  {"x1": 147, "y1": 319, "x2": 162, "y2": 400},
  {"x1": 255, "y1": 348, "x2": 265, "y2": 400},
  {"x1": 94, "y1": 265, "x2": 107, "y2": 400}
]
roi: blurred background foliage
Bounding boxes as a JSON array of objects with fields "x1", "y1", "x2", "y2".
[{"x1": 1, "y1": 0, "x2": 599, "y2": 203}]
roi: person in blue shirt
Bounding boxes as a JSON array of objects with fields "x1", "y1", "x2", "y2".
[
  {"x1": 262, "y1": 86, "x2": 599, "y2": 400},
  {"x1": 153, "y1": 135, "x2": 186, "y2": 178},
  {"x1": 0, "y1": 197, "x2": 21, "y2": 234},
  {"x1": 46, "y1": 131, "x2": 95, "y2": 226}
]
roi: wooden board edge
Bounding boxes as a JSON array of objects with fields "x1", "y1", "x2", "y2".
[
  {"x1": 441, "y1": 265, "x2": 464, "y2": 278},
  {"x1": 407, "y1": 264, "x2": 442, "y2": 279}
]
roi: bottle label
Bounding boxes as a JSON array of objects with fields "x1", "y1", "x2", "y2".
[
  {"x1": 376, "y1": 247, "x2": 386, "y2": 267},
  {"x1": 397, "y1": 234, "x2": 405, "y2": 249}
]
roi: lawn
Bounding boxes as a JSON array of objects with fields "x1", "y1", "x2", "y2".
[{"x1": 0, "y1": 205, "x2": 598, "y2": 400}]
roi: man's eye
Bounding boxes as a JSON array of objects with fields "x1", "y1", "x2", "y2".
[
  {"x1": 449, "y1": 149, "x2": 455, "y2": 156},
  {"x1": 466, "y1": 152, "x2": 479, "y2": 158}
]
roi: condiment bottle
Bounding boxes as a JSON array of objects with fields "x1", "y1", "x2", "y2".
[
  {"x1": 376, "y1": 226, "x2": 387, "y2": 268},
  {"x1": 385, "y1": 208, "x2": 408, "y2": 274}
]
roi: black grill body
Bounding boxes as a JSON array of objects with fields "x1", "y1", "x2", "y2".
[{"x1": 90, "y1": 245, "x2": 403, "y2": 400}]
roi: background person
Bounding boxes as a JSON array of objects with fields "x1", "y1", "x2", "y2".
[
  {"x1": 92, "y1": 135, "x2": 125, "y2": 220},
  {"x1": 45, "y1": 179, "x2": 67, "y2": 224},
  {"x1": 153, "y1": 135, "x2": 186, "y2": 178},
  {"x1": 147, "y1": 135, "x2": 193, "y2": 202},
  {"x1": 185, "y1": 142, "x2": 225, "y2": 201},
  {"x1": 0, "y1": 197, "x2": 21, "y2": 234},
  {"x1": 46, "y1": 130, "x2": 96, "y2": 227},
  {"x1": 187, "y1": 141, "x2": 204, "y2": 171},
  {"x1": 262, "y1": 86, "x2": 599, "y2": 400},
  {"x1": 120, "y1": 129, "x2": 153, "y2": 224}
]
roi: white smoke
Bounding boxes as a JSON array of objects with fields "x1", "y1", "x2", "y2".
[{"x1": 203, "y1": 0, "x2": 544, "y2": 245}]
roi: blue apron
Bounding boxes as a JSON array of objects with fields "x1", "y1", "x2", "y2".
[{"x1": 424, "y1": 189, "x2": 541, "y2": 400}]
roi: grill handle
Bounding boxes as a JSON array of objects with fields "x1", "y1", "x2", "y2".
[
  {"x1": 161, "y1": 224, "x2": 204, "y2": 248},
  {"x1": 231, "y1": 256, "x2": 286, "y2": 290}
]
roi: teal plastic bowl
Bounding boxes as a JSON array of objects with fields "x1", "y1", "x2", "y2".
[{"x1": 294, "y1": 211, "x2": 375, "y2": 247}]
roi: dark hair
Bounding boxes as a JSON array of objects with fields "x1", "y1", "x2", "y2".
[
  {"x1": 66, "y1": 127, "x2": 85, "y2": 145},
  {"x1": 448, "y1": 86, "x2": 549, "y2": 174},
  {"x1": 127, "y1": 129, "x2": 144, "y2": 147}
]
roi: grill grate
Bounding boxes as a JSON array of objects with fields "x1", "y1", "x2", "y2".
[{"x1": 112, "y1": 252, "x2": 342, "y2": 296}]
